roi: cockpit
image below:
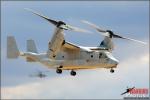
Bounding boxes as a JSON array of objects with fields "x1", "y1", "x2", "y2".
[{"x1": 99, "y1": 51, "x2": 119, "y2": 65}]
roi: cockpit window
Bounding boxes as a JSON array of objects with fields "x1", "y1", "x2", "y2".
[
  {"x1": 105, "y1": 52, "x2": 113, "y2": 58},
  {"x1": 99, "y1": 52, "x2": 107, "y2": 58}
]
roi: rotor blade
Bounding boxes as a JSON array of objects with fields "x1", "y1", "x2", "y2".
[
  {"x1": 41, "y1": 70, "x2": 50, "y2": 73},
  {"x1": 24, "y1": 8, "x2": 58, "y2": 26},
  {"x1": 82, "y1": 20, "x2": 146, "y2": 45},
  {"x1": 113, "y1": 33, "x2": 146, "y2": 45},
  {"x1": 36, "y1": 69, "x2": 41, "y2": 73},
  {"x1": 66, "y1": 24, "x2": 93, "y2": 33},
  {"x1": 82, "y1": 20, "x2": 107, "y2": 33},
  {"x1": 29, "y1": 74, "x2": 36, "y2": 77},
  {"x1": 121, "y1": 36, "x2": 146, "y2": 45},
  {"x1": 35, "y1": 69, "x2": 50, "y2": 73}
]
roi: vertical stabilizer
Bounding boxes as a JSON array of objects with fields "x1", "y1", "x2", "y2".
[
  {"x1": 7, "y1": 36, "x2": 20, "y2": 58},
  {"x1": 27, "y1": 39, "x2": 38, "y2": 53}
]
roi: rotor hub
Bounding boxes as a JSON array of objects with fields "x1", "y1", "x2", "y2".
[
  {"x1": 106, "y1": 30, "x2": 114, "y2": 38},
  {"x1": 57, "y1": 21, "x2": 66, "y2": 27}
]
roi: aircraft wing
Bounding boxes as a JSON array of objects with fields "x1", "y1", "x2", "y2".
[
  {"x1": 63, "y1": 42, "x2": 94, "y2": 52},
  {"x1": 62, "y1": 42, "x2": 108, "y2": 52},
  {"x1": 63, "y1": 42, "x2": 80, "y2": 50}
]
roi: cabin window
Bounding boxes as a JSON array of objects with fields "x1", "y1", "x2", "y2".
[
  {"x1": 99, "y1": 53, "x2": 102, "y2": 58},
  {"x1": 91, "y1": 55, "x2": 93, "y2": 58}
]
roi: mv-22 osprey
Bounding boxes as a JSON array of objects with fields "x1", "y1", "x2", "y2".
[{"x1": 7, "y1": 9, "x2": 146, "y2": 76}]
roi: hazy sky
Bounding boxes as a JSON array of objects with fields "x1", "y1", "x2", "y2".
[{"x1": 1, "y1": 1, "x2": 149, "y2": 99}]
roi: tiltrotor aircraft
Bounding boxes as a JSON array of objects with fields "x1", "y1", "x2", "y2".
[
  {"x1": 29, "y1": 70, "x2": 49, "y2": 78},
  {"x1": 7, "y1": 9, "x2": 146, "y2": 76}
]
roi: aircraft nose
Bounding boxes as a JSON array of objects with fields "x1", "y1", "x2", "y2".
[
  {"x1": 113, "y1": 59, "x2": 119, "y2": 65},
  {"x1": 110, "y1": 58, "x2": 119, "y2": 65}
]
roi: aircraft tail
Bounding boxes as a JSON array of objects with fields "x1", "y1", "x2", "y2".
[
  {"x1": 7, "y1": 36, "x2": 20, "y2": 58},
  {"x1": 27, "y1": 39, "x2": 38, "y2": 53},
  {"x1": 26, "y1": 39, "x2": 38, "y2": 62}
]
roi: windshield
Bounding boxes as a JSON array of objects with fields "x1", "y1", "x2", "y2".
[
  {"x1": 99, "y1": 52, "x2": 107, "y2": 58},
  {"x1": 105, "y1": 52, "x2": 113, "y2": 58},
  {"x1": 105, "y1": 51, "x2": 118, "y2": 62}
]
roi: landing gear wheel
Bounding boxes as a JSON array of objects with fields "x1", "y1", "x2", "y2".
[
  {"x1": 56, "y1": 69, "x2": 62, "y2": 74},
  {"x1": 110, "y1": 69, "x2": 114, "y2": 73},
  {"x1": 70, "y1": 70, "x2": 76, "y2": 76}
]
